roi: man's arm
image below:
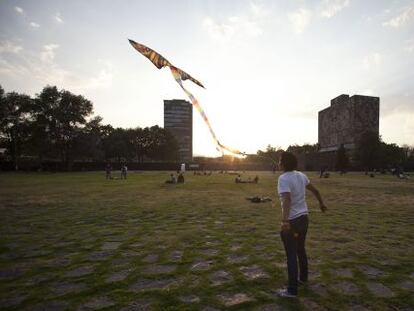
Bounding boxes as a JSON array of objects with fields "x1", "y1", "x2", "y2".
[
  {"x1": 280, "y1": 192, "x2": 291, "y2": 230},
  {"x1": 306, "y1": 183, "x2": 327, "y2": 212}
]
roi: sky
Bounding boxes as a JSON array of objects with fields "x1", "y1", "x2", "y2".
[{"x1": 0, "y1": 0, "x2": 413, "y2": 156}]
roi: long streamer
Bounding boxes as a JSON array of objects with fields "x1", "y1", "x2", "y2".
[{"x1": 128, "y1": 39, "x2": 244, "y2": 156}]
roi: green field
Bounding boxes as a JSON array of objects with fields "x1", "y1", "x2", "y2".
[{"x1": 0, "y1": 171, "x2": 413, "y2": 310}]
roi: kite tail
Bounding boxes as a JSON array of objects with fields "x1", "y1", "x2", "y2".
[
  {"x1": 170, "y1": 67, "x2": 220, "y2": 147},
  {"x1": 170, "y1": 67, "x2": 244, "y2": 156},
  {"x1": 218, "y1": 142, "x2": 245, "y2": 156}
]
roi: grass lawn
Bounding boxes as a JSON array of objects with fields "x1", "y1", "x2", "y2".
[{"x1": 0, "y1": 171, "x2": 413, "y2": 310}]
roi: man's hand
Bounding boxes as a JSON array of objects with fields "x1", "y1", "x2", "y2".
[
  {"x1": 281, "y1": 221, "x2": 290, "y2": 232},
  {"x1": 307, "y1": 183, "x2": 327, "y2": 213}
]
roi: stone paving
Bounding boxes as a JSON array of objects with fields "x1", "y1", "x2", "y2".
[
  {"x1": 217, "y1": 292, "x2": 254, "y2": 307},
  {"x1": 105, "y1": 270, "x2": 130, "y2": 283},
  {"x1": 333, "y1": 281, "x2": 361, "y2": 295},
  {"x1": 78, "y1": 296, "x2": 116, "y2": 310},
  {"x1": 209, "y1": 270, "x2": 233, "y2": 286},
  {"x1": 333, "y1": 268, "x2": 353, "y2": 278},
  {"x1": 1, "y1": 214, "x2": 413, "y2": 310},
  {"x1": 366, "y1": 282, "x2": 394, "y2": 298},
  {"x1": 1, "y1": 235, "x2": 412, "y2": 310},
  {"x1": 50, "y1": 282, "x2": 89, "y2": 297},
  {"x1": 239, "y1": 265, "x2": 269, "y2": 280},
  {"x1": 3, "y1": 241, "x2": 410, "y2": 311}
]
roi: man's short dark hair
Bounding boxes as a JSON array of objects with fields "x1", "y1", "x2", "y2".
[{"x1": 280, "y1": 152, "x2": 297, "y2": 171}]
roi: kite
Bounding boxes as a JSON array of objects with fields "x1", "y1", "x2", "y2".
[{"x1": 128, "y1": 39, "x2": 244, "y2": 156}]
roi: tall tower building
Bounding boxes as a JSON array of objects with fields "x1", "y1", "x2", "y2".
[
  {"x1": 164, "y1": 99, "x2": 193, "y2": 162},
  {"x1": 318, "y1": 94, "x2": 379, "y2": 152}
]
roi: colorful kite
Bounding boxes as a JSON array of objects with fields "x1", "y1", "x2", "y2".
[{"x1": 128, "y1": 39, "x2": 244, "y2": 156}]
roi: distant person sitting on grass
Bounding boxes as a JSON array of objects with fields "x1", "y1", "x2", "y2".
[
  {"x1": 235, "y1": 175, "x2": 242, "y2": 183},
  {"x1": 165, "y1": 173, "x2": 177, "y2": 184},
  {"x1": 246, "y1": 196, "x2": 271, "y2": 203},
  {"x1": 253, "y1": 175, "x2": 259, "y2": 184},
  {"x1": 276, "y1": 151, "x2": 327, "y2": 298},
  {"x1": 177, "y1": 172, "x2": 185, "y2": 183},
  {"x1": 105, "y1": 162, "x2": 112, "y2": 180}
]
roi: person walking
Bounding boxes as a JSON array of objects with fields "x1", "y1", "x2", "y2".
[{"x1": 276, "y1": 152, "x2": 327, "y2": 298}]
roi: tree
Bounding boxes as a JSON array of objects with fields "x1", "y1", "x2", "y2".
[
  {"x1": 102, "y1": 127, "x2": 130, "y2": 162},
  {"x1": 335, "y1": 144, "x2": 349, "y2": 172},
  {"x1": 27, "y1": 86, "x2": 60, "y2": 163},
  {"x1": 287, "y1": 143, "x2": 319, "y2": 154},
  {"x1": 72, "y1": 116, "x2": 109, "y2": 161},
  {"x1": 159, "y1": 129, "x2": 179, "y2": 161},
  {"x1": 401, "y1": 144, "x2": 414, "y2": 162},
  {"x1": 32, "y1": 86, "x2": 93, "y2": 170},
  {"x1": 129, "y1": 127, "x2": 146, "y2": 162},
  {"x1": 353, "y1": 131, "x2": 382, "y2": 170},
  {"x1": 145, "y1": 126, "x2": 178, "y2": 161},
  {"x1": 0, "y1": 89, "x2": 33, "y2": 170},
  {"x1": 401, "y1": 145, "x2": 414, "y2": 171},
  {"x1": 102, "y1": 126, "x2": 178, "y2": 162},
  {"x1": 255, "y1": 145, "x2": 283, "y2": 167},
  {"x1": 379, "y1": 142, "x2": 404, "y2": 169}
]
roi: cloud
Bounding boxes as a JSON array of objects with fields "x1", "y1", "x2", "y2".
[
  {"x1": 54, "y1": 12, "x2": 64, "y2": 24},
  {"x1": 288, "y1": 1, "x2": 349, "y2": 34},
  {"x1": 87, "y1": 69, "x2": 113, "y2": 89},
  {"x1": 0, "y1": 43, "x2": 114, "y2": 92},
  {"x1": 363, "y1": 52, "x2": 382, "y2": 69},
  {"x1": 203, "y1": 2, "x2": 267, "y2": 42},
  {"x1": 0, "y1": 41, "x2": 23, "y2": 54},
  {"x1": 40, "y1": 44, "x2": 60, "y2": 63},
  {"x1": 382, "y1": 93, "x2": 414, "y2": 115},
  {"x1": 203, "y1": 17, "x2": 236, "y2": 41},
  {"x1": 320, "y1": 0, "x2": 350, "y2": 18},
  {"x1": 383, "y1": 6, "x2": 414, "y2": 28},
  {"x1": 404, "y1": 40, "x2": 414, "y2": 53},
  {"x1": 288, "y1": 8, "x2": 312, "y2": 34},
  {"x1": 15, "y1": 6, "x2": 24, "y2": 15},
  {"x1": 30, "y1": 22, "x2": 40, "y2": 28}
]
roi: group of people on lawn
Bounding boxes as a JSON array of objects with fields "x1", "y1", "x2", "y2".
[
  {"x1": 165, "y1": 172, "x2": 185, "y2": 184},
  {"x1": 235, "y1": 174, "x2": 259, "y2": 184},
  {"x1": 105, "y1": 163, "x2": 127, "y2": 180}
]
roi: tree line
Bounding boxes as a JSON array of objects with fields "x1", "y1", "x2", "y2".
[
  {"x1": 245, "y1": 138, "x2": 414, "y2": 172},
  {"x1": 353, "y1": 131, "x2": 414, "y2": 171},
  {"x1": 0, "y1": 85, "x2": 178, "y2": 170},
  {"x1": 1, "y1": 84, "x2": 413, "y2": 172}
]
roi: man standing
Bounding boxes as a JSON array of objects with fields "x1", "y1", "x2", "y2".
[
  {"x1": 121, "y1": 164, "x2": 128, "y2": 179},
  {"x1": 105, "y1": 162, "x2": 112, "y2": 180},
  {"x1": 277, "y1": 152, "x2": 327, "y2": 298}
]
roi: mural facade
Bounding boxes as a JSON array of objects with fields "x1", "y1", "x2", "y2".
[{"x1": 318, "y1": 94, "x2": 379, "y2": 151}]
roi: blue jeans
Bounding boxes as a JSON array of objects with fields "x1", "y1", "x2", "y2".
[{"x1": 280, "y1": 214, "x2": 309, "y2": 295}]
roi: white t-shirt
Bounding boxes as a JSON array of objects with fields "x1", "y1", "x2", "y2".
[{"x1": 278, "y1": 171, "x2": 310, "y2": 220}]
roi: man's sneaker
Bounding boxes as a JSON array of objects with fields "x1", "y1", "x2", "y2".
[{"x1": 276, "y1": 288, "x2": 297, "y2": 298}]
